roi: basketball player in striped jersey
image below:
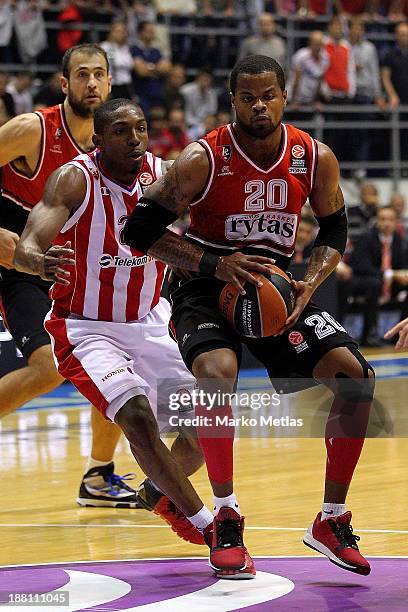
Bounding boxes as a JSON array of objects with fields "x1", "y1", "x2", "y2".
[
  {"x1": 15, "y1": 98, "x2": 255, "y2": 579},
  {"x1": 123, "y1": 55, "x2": 375, "y2": 576},
  {"x1": 0, "y1": 44, "x2": 141, "y2": 507}
]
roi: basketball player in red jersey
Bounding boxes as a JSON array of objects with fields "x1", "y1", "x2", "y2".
[
  {"x1": 0, "y1": 44, "x2": 141, "y2": 507},
  {"x1": 123, "y1": 55, "x2": 375, "y2": 576},
  {"x1": 14, "y1": 98, "x2": 242, "y2": 578}
]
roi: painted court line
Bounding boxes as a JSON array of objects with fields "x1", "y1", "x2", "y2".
[
  {"x1": 0, "y1": 523, "x2": 407, "y2": 534},
  {"x1": 1, "y1": 554, "x2": 407, "y2": 570}
]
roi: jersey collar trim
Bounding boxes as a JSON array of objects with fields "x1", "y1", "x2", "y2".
[
  {"x1": 95, "y1": 150, "x2": 143, "y2": 193},
  {"x1": 227, "y1": 123, "x2": 288, "y2": 174}
]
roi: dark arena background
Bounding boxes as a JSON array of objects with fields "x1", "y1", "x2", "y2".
[{"x1": 0, "y1": 1, "x2": 408, "y2": 610}]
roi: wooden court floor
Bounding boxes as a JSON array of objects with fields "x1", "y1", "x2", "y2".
[{"x1": 1, "y1": 355, "x2": 407, "y2": 568}]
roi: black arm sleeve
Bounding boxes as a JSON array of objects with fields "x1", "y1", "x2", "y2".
[
  {"x1": 313, "y1": 206, "x2": 347, "y2": 255},
  {"x1": 122, "y1": 197, "x2": 179, "y2": 253}
]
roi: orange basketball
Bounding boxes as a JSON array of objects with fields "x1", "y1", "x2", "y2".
[{"x1": 219, "y1": 264, "x2": 295, "y2": 338}]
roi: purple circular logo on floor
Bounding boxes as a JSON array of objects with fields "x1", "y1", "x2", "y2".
[{"x1": 0, "y1": 557, "x2": 407, "y2": 611}]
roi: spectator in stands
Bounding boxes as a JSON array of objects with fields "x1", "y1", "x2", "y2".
[
  {"x1": 297, "y1": 0, "x2": 328, "y2": 16},
  {"x1": 384, "y1": 1, "x2": 408, "y2": 21},
  {"x1": 348, "y1": 17, "x2": 386, "y2": 176},
  {"x1": 381, "y1": 21, "x2": 408, "y2": 108},
  {"x1": 293, "y1": 216, "x2": 317, "y2": 263},
  {"x1": 349, "y1": 206, "x2": 408, "y2": 346},
  {"x1": 181, "y1": 68, "x2": 218, "y2": 129},
  {"x1": 322, "y1": 16, "x2": 356, "y2": 160},
  {"x1": 14, "y1": 0, "x2": 47, "y2": 64},
  {"x1": 289, "y1": 30, "x2": 329, "y2": 108},
  {"x1": 0, "y1": 0, "x2": 13, "y2": 64},
  {"x1": 163, "y1": 64, "x2": 186, "y2": 111},
  {"x1": 161, "y1": 108, "x2": 191, "y2": 159},
  {"x1": 101, "y1": 21, "x2": 134, "y2": 99},
  {"x1": 238, "y1": 13, "x2": 286, "y2": 69},
  {"x1": 201, "y1": 0, "x2": 235, "y2": 17},
  {"x1": 335, "y1": 0, "x2": 380, "y2": 18},
  {"x1": 33, "y1": 72, "x2": 65, "y2": 109},
  {"x1": 389, "y1": 192, "x2": 406, "y2": 237},
  {"x1": 146, "y1": 105, "x2": 169, "y2": 158},
  {"x1": 323, "y1": 17, "x2": 356, "y2": 101},
  {"x1": 131, "y1": 21, "x2": 171, "y2": 113},
  {"x1": 57, "y1": 2, "x2": 84, "y2": 56},
  {"x1": 347, "y1": 182, "x2": 380, "y2": 243},
  {"x1": 131, "y1": 1, "x2": 157, "y2": 21},
  {"x1": 6, "y1": 71, "x2": 33, "y2": 115},
  {"x1": 382, "y1": 21, "x2": 408, "y2": 163},
  {"x1": 349, "y1": 18, "x2": 384, "y2": 109},
  {"x1": 274, "y1": 0, "x2": 298, "y2": 15},
  {"x1": 0, "y1": 71, "x2": 15, "y2": 119}
]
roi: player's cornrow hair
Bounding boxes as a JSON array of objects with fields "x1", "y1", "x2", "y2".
[
  {"x1": 229, "y1": 55, "x2": 285, "y2": 93},
  {"x1": 94, "y1": 98, "x2": 144, "y2": 134},
  {"x1": 62, "y1": 43, "x2": 110, "y2": 78}
]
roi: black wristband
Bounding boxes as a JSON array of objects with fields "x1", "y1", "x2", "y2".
[{"x1": 199, "y1": 251, "x2": 220, "y2": 276}]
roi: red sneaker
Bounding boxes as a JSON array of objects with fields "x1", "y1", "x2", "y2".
[
  {"x1": 209, "y1": 507, "x2": 247, "y2": 571},
  {"x1": 303, "y1": 511, "x2": 371, "y2": 576},
  {"x1": 204, "y1": 523, "x2": 255, "y2": 579},
  {"x1": 215, "y1": 550, "x2": 256, "y2": 580},
  {"x1": 153, "y1": 496, "x2": 205, "y2": 545}
]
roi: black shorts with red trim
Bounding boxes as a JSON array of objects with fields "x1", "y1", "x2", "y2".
[
  {"x1": 0, "y1": 267, "x2": 52, "y2": 359},
  {"x1": 169, "y1": 275, "x2": 359, "y2": 391}
]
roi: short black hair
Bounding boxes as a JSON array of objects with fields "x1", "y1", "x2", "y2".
[
  {"x1": 94, "y1": 98, "x2": 144, "y2": 134},
  {"x1": 230, "y1": 55, "x2": 285, "y2": 94},
  {"x1": 137, "y1": 20, "x2": 154, "y2": 34},
  {"x1": 62, "y1": 43, "x2": 109, "y2": 79}
]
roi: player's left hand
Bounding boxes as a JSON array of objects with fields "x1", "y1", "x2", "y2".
[
  {"x1": 278, "y1": 279, "x2": 314, "y2": 335},
  {"x1": 384, "y1": 317, "x2": 408, "y2": 349}
]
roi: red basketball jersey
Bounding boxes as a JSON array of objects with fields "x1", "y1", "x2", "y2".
[
  {"x1": 1, "y1": 104, "x2": 89, "y2": 212},
  {"x1": 186, "y1": 123, "x2": 317, "y2": 267},
  {"x1": 50, "y1": 151, "x2": 165, "y2": 323}
]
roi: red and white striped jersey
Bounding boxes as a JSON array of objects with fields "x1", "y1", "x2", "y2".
[{"x1": 50, "y1": 150, "x2": 165, "y2": 323}]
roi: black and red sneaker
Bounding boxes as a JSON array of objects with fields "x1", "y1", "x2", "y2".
[
  {"x1": 136, "y1": 478, "x2": 205, "y2": 545},
  {"x1": 209, "y1": 507, "x2": 247, "y2": 572},
  {"x1": 204, "y1": 523, "x2": 255, "y2": 579},
  {"x1": 303, "y1": 511, "x2": 371, "y2": 575}
]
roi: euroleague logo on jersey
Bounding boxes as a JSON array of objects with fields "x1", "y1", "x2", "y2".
[
  {"x1": 290, "y1": 145, "x2": 307, "y2": 174},
  {"x1": 291, "y1": 145, "x2": 305, "y2": 159},
  {"x1": 139, "y1": 172, "x2": 153, "y2": 186}
]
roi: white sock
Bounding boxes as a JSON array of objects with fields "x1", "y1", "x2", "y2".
[
  {"x1": 322, "y1": 502, "x2": 346, "y2": 520},
  {"x1": 187, "y1": 506, "x2": 214, "y2": 532},
  {"x1": 86, "y1": 457, "x2": 112, "y2": 473},
  {"x1": 214, "y1": 494, "x2": 240, "y2": 515}
]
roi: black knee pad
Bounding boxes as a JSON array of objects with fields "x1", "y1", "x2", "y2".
[{"x1": 335, "y1": 346, "x2": 375, "y2": 404}]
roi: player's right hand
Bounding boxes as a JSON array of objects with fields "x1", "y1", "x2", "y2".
[
  {"x1": 0, "y1": 228, "x2": 19, "y2": 270},
  {"x1": 41, "y1": 241, "x2": 75, "y2": 285},
  {"x1": 215, "y1": 252, "x2": 274, "y2": 295}
]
